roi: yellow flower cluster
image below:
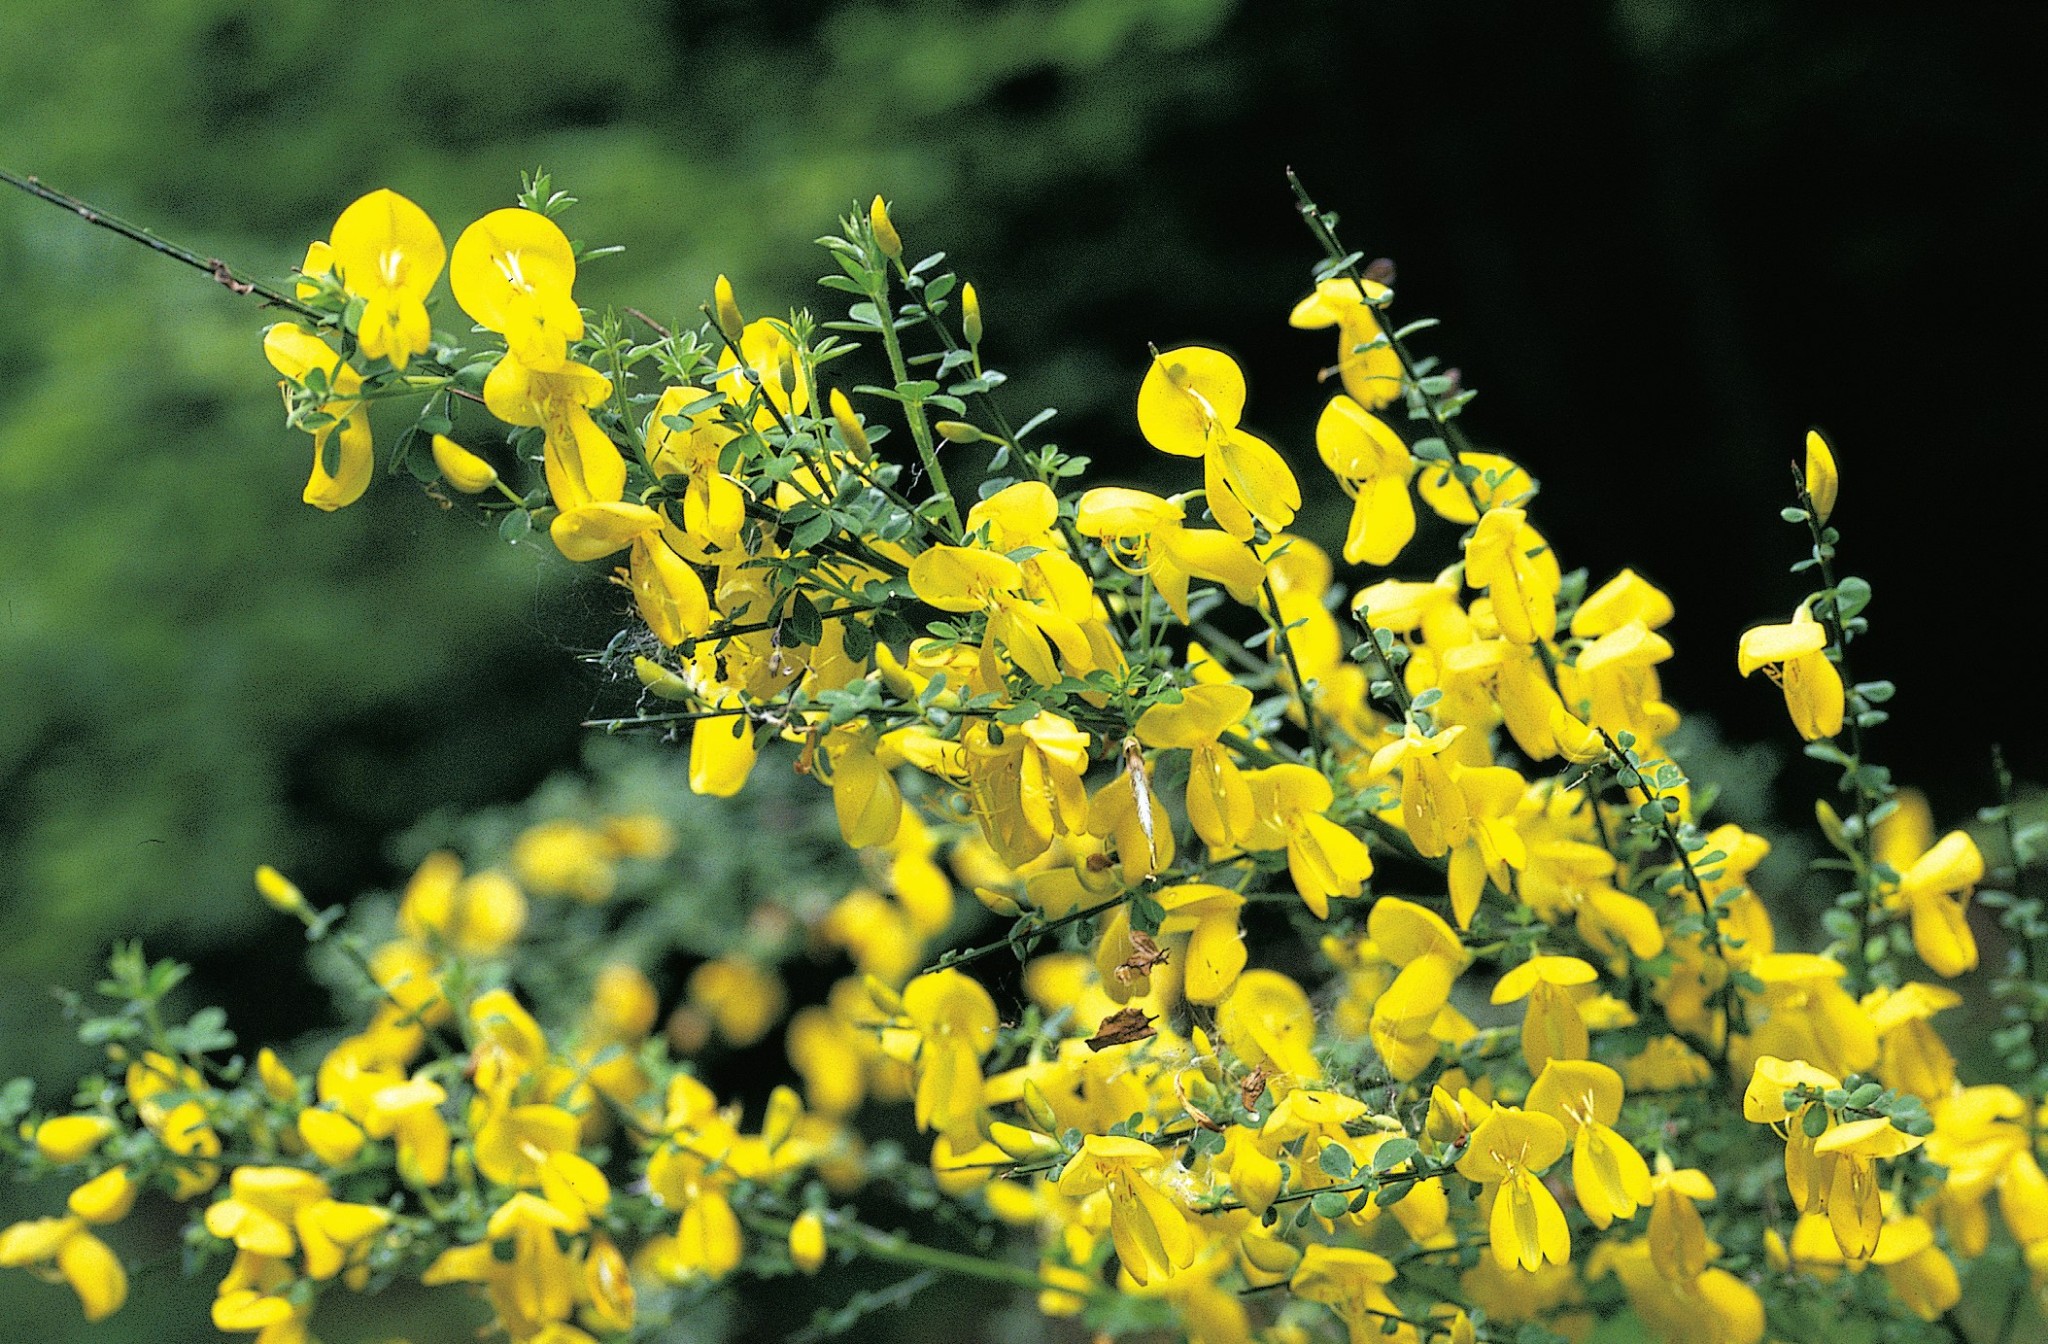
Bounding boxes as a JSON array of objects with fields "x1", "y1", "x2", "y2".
[{"x1": 7, "y1": 182, "x2": 2038, "y2": 1344}]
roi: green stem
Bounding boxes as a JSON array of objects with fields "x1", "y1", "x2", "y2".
[
  {"x1": 868, "y1": 278, "x2": 963, "y2": 539},
  {"x1": 1598, "y1": 728, "x2": 1745, "y2": 1037},
  {"x1": 1797, "y1": 475, "x2": 1888, "y2": 996},
  {"x1": 744, "y1": 1211, "x2": 1064, "y2": 1296},
  {"x1": 3, "y1": 166, "x2": 319, "y2": 319},
  {"x1": 1287, "y1": 170, "x2": 1486, "y2": 520},
  {"x1": 2, "y1": 168, "x2": 488, "y2": 408},
  {"x1": 1260, "y1": 576, "x2": 1326, "y2": 765},
  {"x1": 923, "y1": 893, "x2": 1131, "y2": 974}
]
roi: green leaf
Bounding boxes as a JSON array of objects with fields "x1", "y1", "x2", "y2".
[
  {"x1": 838, "y1": 618, "x2": 876, "y2": 664},
  {"x1": 1833, "y1": 575, "x2": 1873, "y2": 619},
  {"x1": 783, "y1": 592, "x2": 824, "y2": 647},
  {"x1": 1370, "y1": 1138, "x2": 1419, "y2": 1172},
  {"x1": 1318, "y1": 1144, "x2": 1355, "y2": 1178},
  {"x1": 1310, "y1": 1190, "x2": 1352, "y2": 1220}
]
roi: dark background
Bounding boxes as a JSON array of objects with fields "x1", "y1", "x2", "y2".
[{"x1": 3, "y1": 1, "x2": 2043, "y2": 1337}]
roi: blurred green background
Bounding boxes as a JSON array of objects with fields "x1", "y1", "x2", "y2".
[{"x1": 3, "y1": 0, "x2": 2042, "y2": 1338}]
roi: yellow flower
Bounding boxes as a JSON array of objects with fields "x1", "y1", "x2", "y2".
[
  {"x1": 431, "y1": 434, "x2": 498, "y2": 492},
  {"x1": 482, "y1": 353, "x2": 622, "y2": 511},
  {"x1": 1812, "y1": 1116, "x2": 1923, "y2": 1261},
  {"x1": 1290, "y1": 1244, "x2": 1411, "y2": 1344},
  {"x1": 510, "y1": 822, "x2": 617, "y2": 902},
  {"x1": 645, "y1": 385, "x2": 745, "y2": 556},
  {"x1": 1491, "y1": 955, "x2": 1598, "y2": 1072},
  {"x1": 909, "y1": 543, "x2": 1109, "y2": 690},
  {"x1": 715, "y1": 318, "x2": 810, "y2": 428},
  {"x1": 253, "y1": 864, "x2": 309, "y2": 916},
  {"x1": 1865, "y1": 982, "x2": 1961, "y2": 1100},
  {"x1": 203, "y1": 1166, "x2": 329, "y2": 1259},
  {"x1": 65, "y1": 1164, "x2": 133, "y2": 1223},
  {"x1": 550, "y1": 501, "x2": 713, "y2": 647},
  {"x1": 1456, "y1": 1106, "x2": 1571, "y2": 1271},
  {"x1": 823, "y1": 729, "x2": 904, "y2": 849},
  {"x1": 1288, "y1": 278, "x2": 1403, "y2": 410},
  {"x1": 328, "y1": 188, "x2": 444, "y2": 369},
  {"x1": 1464, "y1": 506, "x2": 1558, "y2": 644},
  {"x1": 33, "y1": 1115, "x2": 116, "y2": 1165},
  {"x1": 1155, "y1": 884, "x2": 1249, "y2": 1005},
  {"x1": 1368, "y1": 722, "x2": 1471, "y2": 859},
  {"x1": 1055, "y1": 1135, "x2": 1194, "y2": 1286},
  {"x1": 687, "y1": 957, "x2": 786, "y2": 1048},
  {"x1": 899, "y1": 969, "x2": 999, "y2": 1149},
  {"x1": 361, "y1": 1075, "x2": 451, "y2": 1188},
  {"x1": 1527, "y1": 1058, "x2": 1651, "y2": 1229},
  {"x1": 1138, "y1": 346, "x2": 1300, "y2": 541},
  {"x1": 1571, "y1": 568, "x2": 1675, "y2": 637},
  {"x1": 1242, "y1": 764, "x2": 1373, "y2": 918},
  {"x1": 1737, "y1": 604, "x2": 1843, "y2": 741},
  {"x1": 1364, "y1": 899, "x2": 1469, "y2": 1081},
  {"x1": 1136, "y1": 686, "x2": 1256, "y2": 853},
  {"x1": 1445, "y1": 765, "x2": 1528, "y2": 929},
  {"x1": 1315, "y1": 394, "x2": 1415, "y2": 566},
  {"x1": 1888, "y1": 830, "x2": 1984, "y2": 977},
  {"x1": 263, "y1": 322, "x2": 375, "y2": 511},
  {"x1": 961, "y1": 714, "x2": 1091, "y2": 867},
  {"x1": 296, "y1": 1107, "x2": 365, "y2": 1166},
  {"x1": 1645, "y1": 1156, "x2": 1716, "y2": 1281},
  {"x1": 0, "y1": 1216, "x2": 128, "y2": 1321},
  {"x1": 1073, "y1": 487, "x2": 1265, "y2": 623},
  {"x1": 451, "y1": 207, "x2": 583, "y2": 370},
  {"x1": 1216, "y1": 969, "x2": 1322, "y2": 1087}
]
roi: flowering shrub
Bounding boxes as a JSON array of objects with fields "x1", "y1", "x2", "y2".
[{"x1": 4, "y1": 170, "x2": 2044, "y2": 1344}]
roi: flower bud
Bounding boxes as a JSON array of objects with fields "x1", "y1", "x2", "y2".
[
  {"x1": 35, "y1": 1115, "x2": 116, "y2": 1164},
  {"x1": 297, "y1": 1108, "x2": 366, "y2": 1166},
  {"x1": 68, "y1": 1165, "x2": 137, "y2": 1224},
  {"x1": 933, "y1": 420, "x2": 986, "y2": 445},
  {"x1": 789, "y1": 1209, "x2": 827, "y2": 1274},
  {"x1": 961, "y1": 282, "x2": 982, "y2": 346},
  {"x1": 713, "y1": 274, "x2": 744, "y2": 345},
  {"x1": 869, "y1": 195, "x2": 902, "y2": 262},
  {"x1": 256, "y1": 1048, "x2": 300, "y2": 1102},
  {"x1": 988, "y1": 1120, "x2": 1062, "y2": 1162},
  {"x1": 255, "y1": 864, "x2": 308, "y2": 915},
  {"x1": 776, "y1": 345, "x2": 799, "y2": 403},
  {"x1": 431, "y1": 435, "x2": 498, "y2": 493},
  {"x1": 633, "y1": 656, "x2": 692, "y2": 701},
  {"x1": 829, "y1": 388, "x2": 871, "y2": 457},
  {"x1": 763, "y1": 1084, "x2": 803, "y2": 1152},
  {"x1": 863, "y1": 975, "x2": 904, "y2": 1016},
  {"x1": 1804, "y1": 427, "x2": 1839, "y2": 525}
]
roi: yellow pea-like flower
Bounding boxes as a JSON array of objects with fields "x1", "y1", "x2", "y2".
[
  {"x1": 451, "y1": 207, "x2": 582, "y2": 370},
  {"x1": 1737, "y1": 604, "x2": 1843, "y2": 741},
  {"x1": 264, "y1": 322, "x2": 375, "y2": 511},
  {"x1": 329, "y1": 188, "x2": 444, "y2": 370}
]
